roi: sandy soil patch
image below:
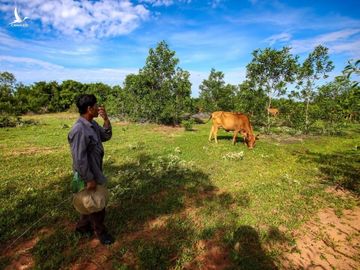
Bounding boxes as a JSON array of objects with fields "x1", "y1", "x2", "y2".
[
  {"x1": 112, "y1": 121, "x2": 130, "y2": 127},
  {"x1": 153, "y1": 125, "x2": 183, "y2": 135},
  {"x1": 279, "y1": 206, "x2": 360, "y2": 269},
  {"x1": 4, "y1": 146, "x2": 64, "y2": 158},
  {"x1": 263, "y1": 134, "x2": 307, "y2": 144},
  {"x1": 2, "y1": 228, "x2": 53, "y2": 270},
  {"x1": 184, "y1": 236, "x2": 232, "y2": 270}
]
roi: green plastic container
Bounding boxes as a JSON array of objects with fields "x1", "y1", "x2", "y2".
[{"x1": 71, "y1": 171, "x2": 85, "y2": 193}]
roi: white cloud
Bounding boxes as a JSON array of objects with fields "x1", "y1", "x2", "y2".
[
  {"x1": 0, "y1": 55, "x2": 137, "y2": 85},
  {"x1": 140, "y1": 0, "x2": 174, "y2": 6},
  {"x1": 0, "y1": 29, "x2": 97, "y2": 60},
  {"x1": 0, "y1": 55, "x2": 244, "y2": 97},
  {"x1": 265, "y1": 32, "x2": 292, "y2": 46},
  {"x1": 0, "y1": 55, "x2": 64, "y2": 70},
  {"x1": 2, "y1": 0, "x2": 150, "y2": 38},
  {"x1": 291, "y1": 28, "x2": 360, "y2": 57},
  {"x1": 315, "y1": 29, "x2": 360, "y2": 43},
  {"x1": 139, "y1": 0, "x2": 191, "y2": 7},
  {"x1": 227, "y1": 4, "x2": 360, "y2": 32}
]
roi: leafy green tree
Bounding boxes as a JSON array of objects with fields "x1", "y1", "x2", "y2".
[
  {"x1": 86, "y1": 82, "x2": 112, "y2": 105},
  {"x1": 294, "y1": 45, "x2": 334, "y2": 133},
  {"x1": 234, "y1": 80, "x2": 267, "y2": 124},
  {"x1": 246, "y1": 47, "x2": 298, "y2": 132},
  {"x1": 60, "y1": 80, "x2": 85, "y2": 111},
  {"x1": 13, "y1": 83, "x2": 31, "y2": 114},
  {"x1": 26, "y1": 81, "x2": 62, "y2": 113},
  {"x1": 123, "y1": 41, "x2": 191, "y2": 124},
  {"x1": 105, "y1": 85, "x2": 126, "y2": 118},
  {"x1": 123, "y1": 73, "x2": 151, "y2": 121},
  {"x1": 0, "y1": 72, "x2": 17, "y2": 115},
  {"x1": 316, "y1": 76, "x2": 359, "y2": 125},
  {"x1": 199, "y1": 68, "x2": 236, "y2": 112},
  {"x1": 46, "y1": 81, "x2": 61, "y2": 112},
  {"x1": 343, "y1": 59, "x2": 360, "y2": 88},
  {"x1": 172, "y1": 68, "x2": 192, "y2": 121}
]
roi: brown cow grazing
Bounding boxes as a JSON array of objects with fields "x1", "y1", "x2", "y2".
[
  {"x1": 267, "y1": 108, "x2": 279, "y2": 117},
  {"x1": 208, "y1": 111, "x2": 257, "y2": 149}
]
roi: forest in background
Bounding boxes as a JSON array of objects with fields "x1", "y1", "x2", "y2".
[{"x1": 1, "y1": 41, "x2": 359, "y2": 133}]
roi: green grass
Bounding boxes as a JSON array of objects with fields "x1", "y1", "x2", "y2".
[{"x1": 0, "y1": 113, "x2": 359, "y2": 269}]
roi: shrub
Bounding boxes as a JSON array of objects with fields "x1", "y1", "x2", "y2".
[
  {"x1": 0, "y1": 114, "x2": 20, "y2": 128},
  {"x1": 181, "y1": 119, "x2": 195, "y2": 131},
  {"x1": 0, "y1": 114, "x2": 39, "y2": 128}
]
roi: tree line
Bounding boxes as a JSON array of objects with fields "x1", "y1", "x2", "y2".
[{"x1": 1, "y1": 41, "x2": 359, "y2": 133}]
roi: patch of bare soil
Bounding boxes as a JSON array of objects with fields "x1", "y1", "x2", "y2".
[
  {"x1": 3, "y1": 238, "x2": 37, "y2": 270},
  {"x1": 71, "y1": 238, "x2": 115, "y2": 270},
  {"x1": 263, "y1": 134, "x2": 307, "y2": 145},
  {"x1": 5, "y1": 146, "x2": 63, "y2": 158},
  {"x1": 112, "y1": 121, "x2": 129, "y2": 127},
  {"x1": 2, "y1": 228, "x2": 53, "y2": 270},
  {"x1": 153, "y1": 125, "x2": 183, "y2": 135},
  {"x1": 68, "y1": 216, "x2": 172, "y2": 270},
  {"x1": 184, "y1": 236, "x2": 232, "y2": 270},
  {"x1": 279, "y1": 205, "x2": 360, "y2": 270}
]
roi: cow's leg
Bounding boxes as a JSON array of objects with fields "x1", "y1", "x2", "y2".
[
  {"x1": 240, "y1": 129, "x2": 247, "y2": 145},
  {"x1": 233, "y1": 130, "x2": 239, "y2": 145},
  {"x1": 209, "y1": 125, "x2": 214, "y2": 142},
  {"x1": 214, "y1": 126, "x2": 219, "y2": 143}
]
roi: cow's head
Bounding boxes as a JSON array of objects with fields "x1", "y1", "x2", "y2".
[{"x1": 242, "y1": 131, "x2": 259, "y2": 149}]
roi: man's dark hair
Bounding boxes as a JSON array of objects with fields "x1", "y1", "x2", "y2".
[{"x1": 76, "y1": 94, "x2": 97, "y2": 114}]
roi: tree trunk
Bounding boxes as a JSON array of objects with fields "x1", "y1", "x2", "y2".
[
  {"x1": 305, "y1": 95, "x2": 310, "y2": 134},
  {"x1": 266, "y1": 95, "x2": 272, "y2": 134}
]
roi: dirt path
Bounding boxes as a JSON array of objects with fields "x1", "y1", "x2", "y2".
[{"x1": 279, "y1": 205, "x2": 360, "y2": 269}]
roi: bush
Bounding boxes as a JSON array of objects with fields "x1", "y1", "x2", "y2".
[
  {"x1": 0, "y1": 114, "x2": 39, "y2": 128},
  {"x1": 0, "y1": 114, "x2": 20, "y2": 128},
  {"x1": 181, "y1": 119, "x2": 195, "y2": 131}
]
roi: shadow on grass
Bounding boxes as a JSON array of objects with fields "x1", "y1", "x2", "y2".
[
  {"x1": 211, "y1": 135, "x2": 247, "y2": 144},
  {"x1": 104, "y1": 152, "x2": 215, "y2": 234},
  {"x1": 0, "y1": 151, "x2": 277, "y2": 269},
  {"x1": 102, "y1": 152, "x2": 219, "y2": 268},
  {"x1": 0, "y1": 174, "x2": 75, "y2": 245},
  {"x1": 0, "y1": 172, "x2": 79, "y2": 269},
  {"x1": 231, "y1": 225, "x2": 278, "y2": 270},
  {"x1": 295, "y1": 149, "x2": 360, "y2": 195}
]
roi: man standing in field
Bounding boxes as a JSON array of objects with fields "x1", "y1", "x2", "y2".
[{"x1": 68, "y1": 94, "x2": 114, "y2": 245}]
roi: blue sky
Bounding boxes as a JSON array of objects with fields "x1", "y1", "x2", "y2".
[{"x1": 0, "y1": 0, "x2": 359, "y2": 97}]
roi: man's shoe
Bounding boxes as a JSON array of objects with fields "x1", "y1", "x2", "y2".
[{"x1": 99, "y1": 233, "x2": 114, "y2": 245}]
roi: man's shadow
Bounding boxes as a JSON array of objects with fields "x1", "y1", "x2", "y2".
[{"x1": 231, "y1": 225, "x2": 278, "y2": 270}]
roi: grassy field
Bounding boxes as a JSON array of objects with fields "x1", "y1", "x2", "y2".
[{"x1": 0, "y1": 113, "x2": 359, "y2": 269}]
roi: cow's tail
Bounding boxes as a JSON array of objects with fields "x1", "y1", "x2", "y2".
[{"x1": 204, "y1": 113, "x2": 213, "y2": 123}]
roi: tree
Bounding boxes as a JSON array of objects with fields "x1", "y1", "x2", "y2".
[
  {"x1": 316, "y1": 76, "x2": 359, "y2": 126},
  {"x1": 199, "y1": 68, "x2": 236, "y2": 112},
  {"x1": 60, "y1": 80, "x2": 85, "y2": 111},
  {"x1": 14, "y1": 83, "x2": 31, "y2": 114},
  {"x1": 295, "y1": 45, "x2": 334, "y2": 133},
  {"x1": 123, "y1": 41, "x2": 191, "y2": 124},
  {"x1": 171, "y1": 68, "x2": 192, "y2": 122},
  {"x1": 122, "y1": 73, "x2": 148, "y2": 121},
  {"x1": 86, "y1": 82, "x2": 112, "y2": 105},
  {"x1": 105, "y1": 85, "x2": 126, "y2": 118},
  {"x1": 234, "y1": 80, "x2": 267, "y2": 125},
  {"x1": 246, "y1": 47, "x2": 298, "y2": 132},
  {"x1": 0, "y1": 72, "x2": 17, "y2": 115},
  {"x1": 343, "y1": 59, "x2": 360, "y2": 88}
]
